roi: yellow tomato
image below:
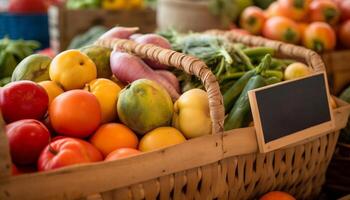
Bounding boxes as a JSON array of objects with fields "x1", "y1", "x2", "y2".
[
  {"x1": 85, "y1": 78, "x2": 121, "y2": 123},
  {"x1": 128, "y1": 0, "x2": 144, "y2": 9},
  {"x1": 38, "y1": 80, "x2": 64, "y2": 105},
  {"x1": 139, "y1": 127, "x2": 186, "y2": 152},
  {"x1": 49, "y1": 50, "x2": 97, "y2": 90},
  {"x1": 102, "y1": 0, "x2": 126, "y2": 10}
]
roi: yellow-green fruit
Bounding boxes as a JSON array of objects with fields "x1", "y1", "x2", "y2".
[
  {"x1": 173, "y1": 89, "x2": 211, "y2": 139},
  {"x1": 80, "y1": 45, "x2": 112, "y2": 79},
  {"x1": 11, "y1": 54, "x2": 51, "y2": 82},
  {"x1": 117, "y1": 79, "x2": 173, "y2": 135},
  {"x1": 284, "y1": 62, "x2": 311, "y2": 80},
  {"x1": 139, "y1": 127, "x2": 186, "y2": 152},
  {"x1": 85, "y1": 78, "x2": 121, "y2": 123}
]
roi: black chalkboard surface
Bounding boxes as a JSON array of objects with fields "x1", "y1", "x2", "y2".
[{"x1": 248, "y1": 72, "x2": 335, "y2": 153}]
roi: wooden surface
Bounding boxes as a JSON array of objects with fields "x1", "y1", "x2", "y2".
[
  {"x1": 322, "y1": 50, "x2": 350, "y2": 95},
  {"x1": 48, "y1": 5, "x2": 156, "y2": 52}
]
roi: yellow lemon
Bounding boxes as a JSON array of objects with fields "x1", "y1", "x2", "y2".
[
  {"x1": 49, "y1": 50, "x2": 97, "y2": 90},
  {"x1": 85, "y1": 78, "x2": 121, "y2": 123},
  {"x1": 38, "y1": 80, "x2": 64, "y2": 104},
  {"x1": 139, "y1": 127, "x2": 186, "y2": 152}
]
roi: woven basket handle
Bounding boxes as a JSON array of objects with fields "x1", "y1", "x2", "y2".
[
  {"x1": 94, "y1": 38, "x2": 225, "y2": 134},
  {"x1": 207, "y1": 30, "x2": 326, "y2": 72}
]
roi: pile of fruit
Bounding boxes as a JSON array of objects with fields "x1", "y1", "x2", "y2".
[
  {"x1": 3, "y1": 26, "x2": 338, "y2": 176},
  {"x1": 66, "y1": 0, "x2": 145, "y2": 10},
  {"x1": 3, "y1": 27, "x2": 213, "y2": 175},
  {"x1": 238, "y1": 0, "x2": 350, "y2": 52}
]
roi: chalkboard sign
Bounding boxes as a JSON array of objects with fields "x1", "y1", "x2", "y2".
[{"x1": 248, "y1": 72, "x2": 335, "y2": 153}]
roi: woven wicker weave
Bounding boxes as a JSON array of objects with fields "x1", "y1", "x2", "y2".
[{"x1": 0, "y1": 31, "x2": 349, "y2": 200}]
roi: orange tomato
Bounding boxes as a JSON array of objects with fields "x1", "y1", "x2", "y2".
[
  {"x1": 298, "y1": 22, "x2": 309, "y2": 38},
  {"x1": 278, "y1": 0, "x2": 312, "y2": 21},
  {"x1": 262, "y1": 16, "x2": 301, "y2": 44},
  {"x1": 309, "y1": 0, "x2": 340, "y2": 25},
  {"x1": 260, "y1": 191, "x2": 295, "y2": 200},
  {"x1": 339, "y1": 20, "x2": 350, "y2": 48},
  {"x1": 49, "y1": 90, "x2": 101, "y2": 138},
  {"x1": 105, "y1": 148, "x2": 141, "y2": 161},
  {"x1": 240, "y1": 6, "x2": 266, "y2": 35},
  {"x1": 265, "y1": 2, "x2": 284, "y2": 18},
  {"x1": 303, "y1": 22, "x2": 336, "y2": 52},
  {"x1": 90, "y1": 123, "x2": 139, "y2": 157}
]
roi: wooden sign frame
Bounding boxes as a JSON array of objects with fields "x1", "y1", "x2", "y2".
[{"x1": 248, "y1": 72, "x2": 335, "y2": 153}]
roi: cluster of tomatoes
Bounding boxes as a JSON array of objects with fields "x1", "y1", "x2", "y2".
[
  {"x1": 1, "y1": 78, "x2": 141, "y2": 175},
  {"x1": 237, "y1": 0, "x2": 350, "y2": 52}
]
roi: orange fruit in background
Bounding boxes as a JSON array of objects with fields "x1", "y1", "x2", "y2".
[
  {"x1": 309, "y1": 0, "x2": 340, "y2": 25},
  {"x1": 49, "y1": 90, "x2": 101, "y2": 138},
  {"x1": 262, "y1": 16, "x2": 301, "y2": 44},
  {"x1": 90, "y1": 123, "x2": 139, "y2": 157},
  {"x1": 105, "y1": 148, "x2": 141, "y2": 161},
  {"x1": 260, "y1": 191, "x2": 296, "y2": 200},
  {"x1": 38, "y1": 80, "x2": 64, "y2": 105},
  {"x1": 302, "y1": 22, "x2": 336, "y2": 52},
  {"x1": 239, "y1": 6, "x2": 267, "y2": 35},
  {"x1": 278, "y1": 0, "x2": 312, "y2": 21}
]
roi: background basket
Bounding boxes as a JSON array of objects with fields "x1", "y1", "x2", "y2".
[
  {"x1": 0, "y1": 12, "x2": 50, "y2": 48},
  {"x1": 0, "y1": 32, "x2": 349, "y2": 200}
]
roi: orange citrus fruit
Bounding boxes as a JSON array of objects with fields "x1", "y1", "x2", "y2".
[
  {"x1": 90, "y1": 123, "x2": 138, "y2": 157},
  {"x1": 38, "y1": 80, "x2": 64, "y2": 104},
  {"x1": 260, "y1": 191, "x2": 296, "y2": 200}
]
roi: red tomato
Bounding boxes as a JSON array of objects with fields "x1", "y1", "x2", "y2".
[
  {"x1": 6, "y1": 119, "x2": 50, "y2": 165},
  {"x1": 339, "y1": 0, "x2": 350, "y2": 21},
  {"x1": 262, "y1": 16, "x2": 301, "y2": 44},
  {"x1": 339, "y1": 20, "x2": 350, "y2": 48},
  {"x1": 303, "y1": 22, "x2": 336, "y2": 52},
  {"x1": 239, "y1": 6, "x2": 266, "y2": 35},
  {"x1": 105, "y1": 148, "x2": 141, "y2": 161},
  {"x1": 278, "y1": 0, "x2": 312, "y2": 21},
  {"x1": 8, "y1": 0, "x2": 48, "y2": 13},
  {"x1": 49, "y1": 90, "x2": 101, "y2": 138},
  {"x1": 38, "y1": 138, "x2": 103, "y2": 171},
  {"x1": 309, "y1": 0, "x2": 340, "y2": 25},
  {"x1": 0, "y1": 81, "x2": 49, "y2": 123}
]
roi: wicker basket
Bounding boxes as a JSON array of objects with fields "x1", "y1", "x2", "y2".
[{"x1": 0, "y1": 32, "x2": 350, "y2": 200}]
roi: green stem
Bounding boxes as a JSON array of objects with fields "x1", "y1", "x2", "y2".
[
  {"x1": 215, "y1": 58, "x2": 226, "y2": 77},
  {"x1": 242, "y1": 47, "x2": 275, "y2": 58},
  {"x1": 233, "y1": 45, "x2": 254, "y2": 70},
  {"x1": 221, "y1": 72, "x2": 246, "y2": 81}
]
